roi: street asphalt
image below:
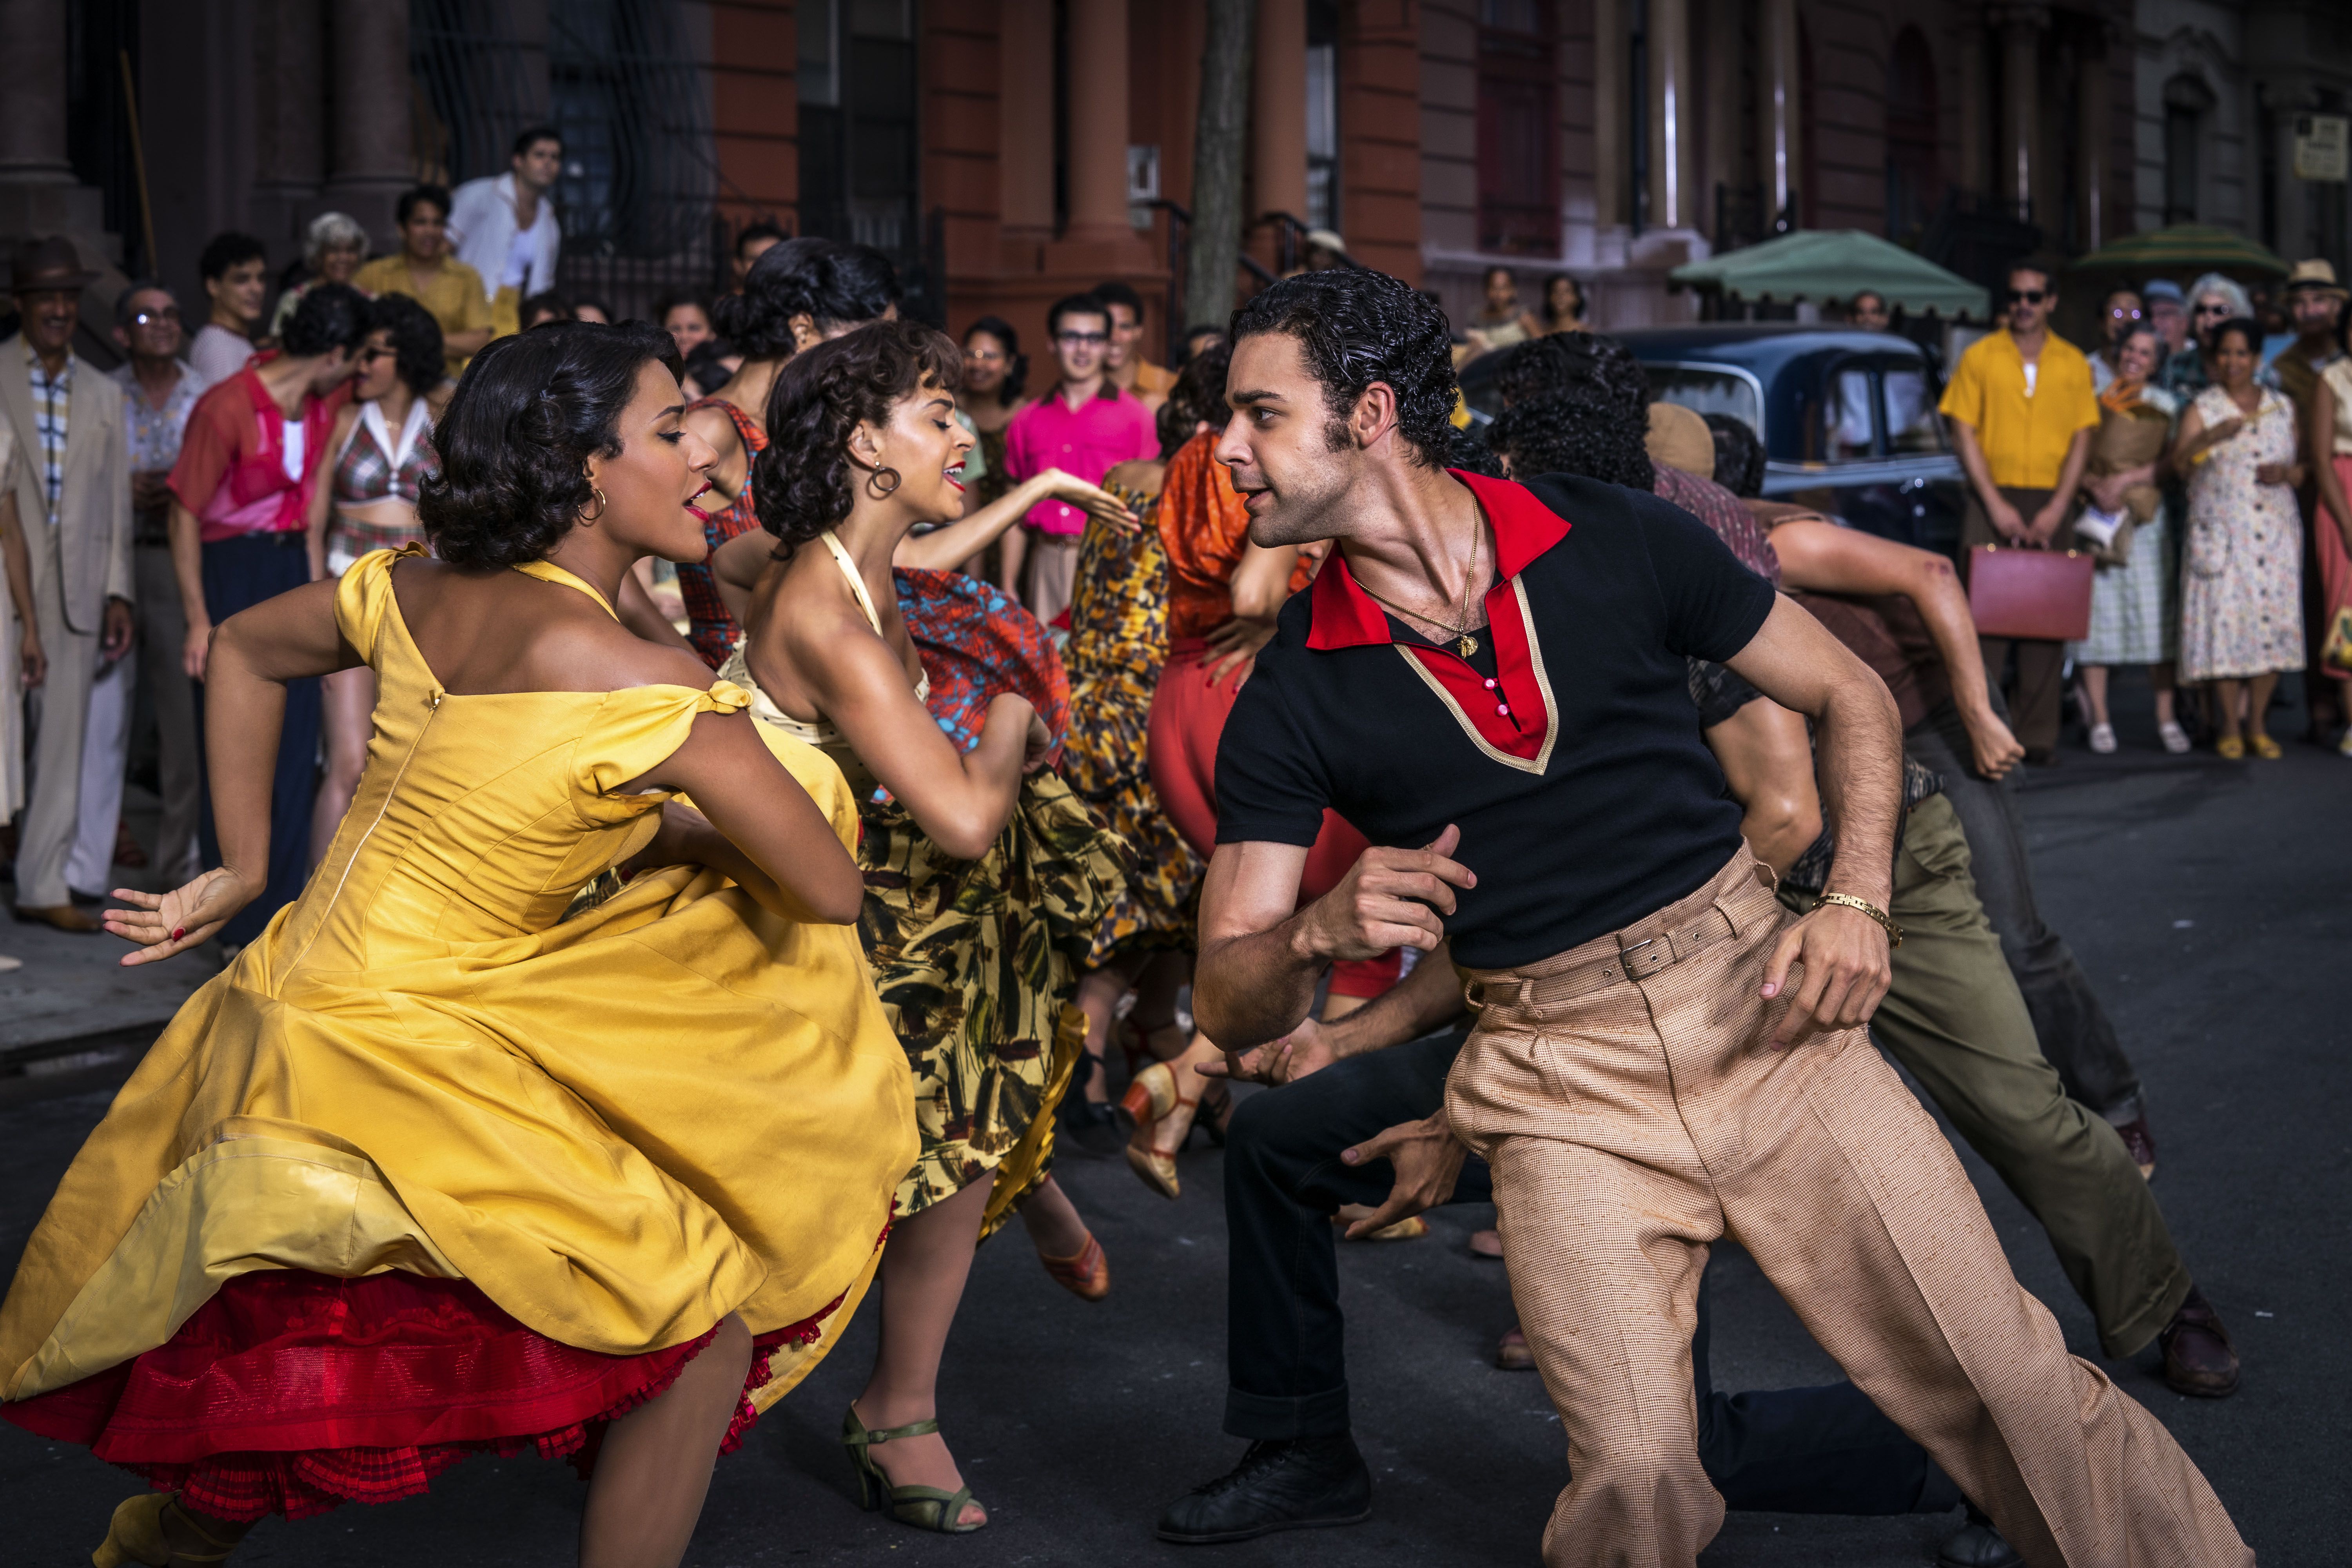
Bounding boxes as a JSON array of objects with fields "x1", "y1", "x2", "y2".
[{"x1": 2, "y1": 676, "x2": 2344, "y2": 1565}]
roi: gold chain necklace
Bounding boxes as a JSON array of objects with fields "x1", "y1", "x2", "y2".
[{"x1": 1356, "y1": 525, "x2": 1488, "y2": 660}]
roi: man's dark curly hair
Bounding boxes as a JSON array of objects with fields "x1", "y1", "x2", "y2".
[
  {"x1": 281, "y1": 283, "x2": 370, "y2": 360},
  {"x1": 417, "y1": 321, "x2": 681, "y2": 569},
  {"x1": 1157, "y1": 341, "x2": 1231, "y2": 457},
  {"x1": 712, "y1": 236, "x2": 900, "y2": 360},
  {"x1": 1486, "y1": 387, "x2": 1653, "y2": 490},
  {"x1": 1445, "y1": 424, "x2": 1506, "y2": 479},
  {"x1": 1227, "y1": 269, "x2": 1457, "y2": 468},
  {"x1": 752, "y1": 318, "x2": 962, "y2": 559},
  {"x1": 364, "y1": 291, "x2": 446, "y2": 397},
  {"x1": 1702, "y1": 412, "x2": 1767, "y2": 498},
  {"x1": 1489, "y1": 330, "x2": 1651, "y2": 413}
]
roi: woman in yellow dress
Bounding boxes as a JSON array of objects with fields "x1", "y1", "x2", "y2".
[
  {"x1": 709, "y1": 319, "x2": 1128, "y2": 1535},
  {"x1": 0, "y1": 321, "x2": 916, "y2": 1568}
]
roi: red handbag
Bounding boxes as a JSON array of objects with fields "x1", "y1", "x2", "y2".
[{"x1": 1967, "y1": 544, "x2": 2096, "y2": 641}]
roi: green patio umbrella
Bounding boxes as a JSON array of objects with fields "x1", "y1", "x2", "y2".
[
  {"x1": 1669, "y1": 229, "x2": 1989, "y2": 316},
  {"x1": 2065, "y1": 223, "x2": 2290, "y2": 281}
]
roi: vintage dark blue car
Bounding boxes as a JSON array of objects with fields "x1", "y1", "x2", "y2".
[{"x1": 1461, "y1": 324, "x2": 1968, "y2": 556}]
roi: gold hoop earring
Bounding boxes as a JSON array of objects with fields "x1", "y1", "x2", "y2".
[
  {"x1": 582, "y1": 485, "x2": 607, "y2": 523},
  {"x1": 870, "y1": 466, "x2": 901, "y2": 496}
]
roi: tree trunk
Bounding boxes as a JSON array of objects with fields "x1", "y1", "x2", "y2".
[{"x1": 1186, "y1": 0, "x2": 1258, "y2": 332}]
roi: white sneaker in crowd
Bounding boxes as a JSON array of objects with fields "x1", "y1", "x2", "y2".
[
  {"x1": 2159, "y1": 721, "x2": 2192, "y2": 755},
  {"x1": 2088, "y1": 723, "x2": 2117, "y2": 754}
]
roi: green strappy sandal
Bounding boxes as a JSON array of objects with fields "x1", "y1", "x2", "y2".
[{"x1": 841, "y1": 1404, "x2": 986, "y2": 1534}]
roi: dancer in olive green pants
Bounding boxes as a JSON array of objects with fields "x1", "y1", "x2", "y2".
[{"x1": 1780, "y1": 794, "x2": 2187, "y2": 1357}]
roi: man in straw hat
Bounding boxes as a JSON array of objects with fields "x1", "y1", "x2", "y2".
[
  {"x1": 2274, "y1": 259, "x2": 2350, "y2": 736},
  {"x1": 2, "y1": 238, "x2": 134, "y2": 933}
]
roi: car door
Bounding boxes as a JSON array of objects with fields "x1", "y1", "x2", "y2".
[{"x1": 1763, "y1": 351, "x2": 1964, "y2": 554}]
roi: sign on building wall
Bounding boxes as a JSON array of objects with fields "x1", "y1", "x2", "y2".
[{"x1": 2294, "y1": 116, "x2": 2349, "y2": 182}]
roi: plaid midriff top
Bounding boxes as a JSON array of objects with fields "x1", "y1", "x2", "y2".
[{"x1": 327, "y1": 399, "x2": 437, "y2": 559}]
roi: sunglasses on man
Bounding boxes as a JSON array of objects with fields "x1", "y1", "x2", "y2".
[
  {"x1": 130, "y1": 307, "x2": 181, "y2": 327},
  {"x1": 2107, "y1": 307, "x2": 2142, "y2": 321},
  {"x1": 2193, "y1": 303, "x2": 2232, "y2": 317},
  {"x1": 2006, "y1": 289, "x2": 2048, "y2": 305}
]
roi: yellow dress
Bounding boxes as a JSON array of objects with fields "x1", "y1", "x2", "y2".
[{"x1": 0, "y1": 548, "x2": 916, "y2": 1415}]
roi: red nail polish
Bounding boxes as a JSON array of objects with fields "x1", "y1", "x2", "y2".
[{"x1": 171, "y1": 927, "x2": 186, "y2": 940}]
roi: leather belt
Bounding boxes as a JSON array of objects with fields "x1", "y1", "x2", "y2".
[{"x1": 1461, "y1": 905, "x2": 1740, "y2": 1013}]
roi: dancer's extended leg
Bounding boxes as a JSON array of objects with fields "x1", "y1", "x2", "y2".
[
  {"x1": 853, "y1": 1178, "x2": 994, "y2": 1529},
  {"x1": 581, "y1": 1312, "x2": 753, "y2": 1568}
]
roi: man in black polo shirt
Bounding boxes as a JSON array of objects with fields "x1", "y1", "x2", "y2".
[{"x1": 1189, "y1": 269, "x2": 2247, "y2": 1567}]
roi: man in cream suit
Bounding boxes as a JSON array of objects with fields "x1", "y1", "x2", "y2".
[{"x1": 5, "y1": 238, "x2": 133, "y2": 931}]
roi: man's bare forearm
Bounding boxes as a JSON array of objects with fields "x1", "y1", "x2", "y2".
[
  {"x1": 1323, "y1": 943, "x2": 1466, "y2": 1057},
  {"x1": 2047, "y1": 427, "x2": 2093, "y2": 516},
  {"x1": 1196, "y1": 920, "x2": 1325, "y2": 1051},
  {"x1": 1951, "y1": 421, "x2": 2002, "y2": 513},
  {"x1": 1813, "y1": 671, "x2": 1903, "y2": 904}
]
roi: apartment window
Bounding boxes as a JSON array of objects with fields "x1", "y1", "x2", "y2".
[
  {"x1": 798, "y1": 0, "x2": 917, "y2": 254},
  {"x1": 1884, "y1": 27, "x2": 1939, "y2": 245},
  {"x1": 1306, "y1": 0, "x2": 1340, "y2": 232},
  {"x1": 1476, "y1": 0, "x2": 1559, "y2": 255}
]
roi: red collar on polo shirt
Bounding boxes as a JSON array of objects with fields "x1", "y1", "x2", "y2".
[{"x1": 1304, "y1": 470, "x2": 1570, "y2": 771}]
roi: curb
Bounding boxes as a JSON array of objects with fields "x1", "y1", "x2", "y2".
[{"x1": 0, "y1": 1023, "x2": 162, "y2": 1110}]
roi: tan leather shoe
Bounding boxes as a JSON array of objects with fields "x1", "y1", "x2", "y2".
[{"x1": 14, "y1": 902, "x2": 105, "y2": 933}]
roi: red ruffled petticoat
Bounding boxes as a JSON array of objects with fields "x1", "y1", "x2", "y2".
[{"x1": 2, "y1": 1269, "x2": 844, "y2": 1522}]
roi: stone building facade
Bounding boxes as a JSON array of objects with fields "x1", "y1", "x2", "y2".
[{"x1": 2, "y1": 0, "x2": 2345, "y2": 358}]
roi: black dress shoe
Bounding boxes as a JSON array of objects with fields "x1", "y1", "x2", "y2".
[
  {"x1": 1156, "y1": 1436, "x2": 1372, "y2": 1543},
  {"x1": 1939, "y1": 1504, "x2": 2023, "y2": 1567},
  {"x1": 2160, "y1": 1286, "x2": 2239, "y2": 1397}
]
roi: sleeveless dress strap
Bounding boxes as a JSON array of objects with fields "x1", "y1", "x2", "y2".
[
  {"x1": 512, "y1": 559, "x2": 620, "y2": 621},
  {"x1": 819, "y1": 530, "x2": 886, "y2": 635}
]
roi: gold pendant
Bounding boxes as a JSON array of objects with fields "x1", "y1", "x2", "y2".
[{"x1": 1457, "y1": 635, "x2": 1479, "y2": 660}]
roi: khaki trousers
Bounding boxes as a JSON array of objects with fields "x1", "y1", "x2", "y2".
[
  {"x1": 1022, "y1": 530, "x2": 1081, "y2": 627},
  {"x1": 1445, "y1": 848, "x2": 2248, "y2": 1568},
  {"x1": 13, "y1": 537, "x2": 99, "y2": 908}
]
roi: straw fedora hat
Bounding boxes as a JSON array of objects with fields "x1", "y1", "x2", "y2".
[
  {"x1": 7, "y1": 236, "x2": 97, "y2": 294},
  {"x1": 2283, "y1": 259, "x2": 2348, "y2": 301},
  {"x1": 1646, "y1": 401, "x2": 1715, "y2": 481}
]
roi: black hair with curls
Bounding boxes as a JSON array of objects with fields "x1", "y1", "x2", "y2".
[
  {"x1": 963, "y1": 315, "x2": 1028, "y2": 404},
  {"x1": 198, "y1": 231, "x2": 267, "y2": 283},
  {"x1": 1046, "y1": 293, "x2": 1110, "y2": 339},
  {"x1": 1228, "y1": 267, "x2": 1457, "y2": 467},
  {"x1": 1490, "y1": 330, "x2": 1651, "y2": 412},
  {"x1": 363, "y1": 292, "x2": 446, "y2": 397},
  {"x1": 396, "y1": 184, "x2": 452, "y2": 227},
  {"x1": 418, "y1": 321, "x2": 681, "y2": 569},
  {"x1": 752, "y1": 318, "x2": 962, "y2": 560},
  {"x1": 281, "y1": 283, "x2": 370, "y2": 359},
  {"x1": 1702, "y1": 413, "x2": 1767, "y2": 499},
  {"x1": 2207, "y1": 316, "x2": 2264, "y2": 362},
  {"x1": 1156, "y1": 341, "x2": 1231, "y2": 458},
  {"x1": 1445, "y1": 424, "x2": 1506, "y2": 480},
  {"x1": 711, "y1": 237, "x2": 901, "y2": 360},
  {"x1": 1486, "y1": 388, "x2": 1654, "y2": 491}
]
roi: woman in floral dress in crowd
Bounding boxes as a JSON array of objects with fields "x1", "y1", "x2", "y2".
[{"x1": 2175, "y1": 316, "x2": 2306, "y2": 758}]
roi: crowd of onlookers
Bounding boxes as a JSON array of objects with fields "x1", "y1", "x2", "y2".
[{"x1": 3, "y1": 134, "x2": 2345, "y2": 988}]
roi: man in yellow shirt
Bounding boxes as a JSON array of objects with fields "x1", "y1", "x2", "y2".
[
  {"x1": 1939, "y1": 260, "x2": 2100, "y2": 760},
  {"x1": 352, "y1": 185, "x2": 494, "y2": 382}
]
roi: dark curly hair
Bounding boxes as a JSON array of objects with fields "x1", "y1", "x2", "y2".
[
  {"x1": 396, "y1": 183, "x2": 451, "y2": 227},
  {"x1": 1445, "y1": 424, "x2": 1506, "y2": 479},
  {"x1": 1490, "y1": 330, "x2": 1650, "y2": 412},
  {"x1": 1486, "y1": 388, "x2": 1653, "y2": 490},
  {"x1": 1228, "y1": 268, "x2": 1457, "y2": 467},
  {"x1": 1702, "y1": 412, "x2": 1767, "y2": 499},
  {"x1": 417, "y1": 321, "x2": 681, "y2": 569},
  {"x1": 752, "y1": 318, "x2": 962, "y2": 559},
  {"x1": 712, "y1": 236, "x2": 900, "y2": 360},
  {"x1": 1157, "y1": 341, "x2": 1230, "y2": 457},
  {"x1": 2207, "y1": 316, "x2": 2264, "y2": 361},
  {"x1": 281, "y1": 283, "x2": 370, "y2": 360},
  {"x1": 364, "y1": 291, "x2": 446, "y2": 397}
]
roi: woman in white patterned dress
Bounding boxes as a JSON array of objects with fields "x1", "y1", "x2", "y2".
[
  {"x1": 2073, "y1": 324, "x2": 2187, "y2": 753},
  {"x1": 2176, "y1": 317, "x2": 2307, "y2": 758}
]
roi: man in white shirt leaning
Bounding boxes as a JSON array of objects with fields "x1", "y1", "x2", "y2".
[{"x1": 448, "y1": 126, "x2": 564, "y2": 340}]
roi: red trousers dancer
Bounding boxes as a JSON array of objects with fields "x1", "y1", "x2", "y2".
[{"x1": 1128, "y1": 435, "x2": 1400, "y2": 1196}]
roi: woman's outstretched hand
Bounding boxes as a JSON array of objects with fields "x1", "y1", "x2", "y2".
[
  {"x1": 1032, "y1": 469, "x2": 1142, "y2": 535},
  {"x1": 103, "y1": 868, "x2": 260, "y2": 966}
]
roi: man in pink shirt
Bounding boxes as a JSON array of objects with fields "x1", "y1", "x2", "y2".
[{"x1": 1000, "y1": 292, "x2": 1157, "y2": 624}]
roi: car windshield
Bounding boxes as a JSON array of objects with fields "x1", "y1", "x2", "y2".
[
  {"x1": 1782, "y1": 352, "x2": 1950, "y2": 461},
  {"x1": 1647, "y1": 365, "x2": 1763, "y2": 437}
]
